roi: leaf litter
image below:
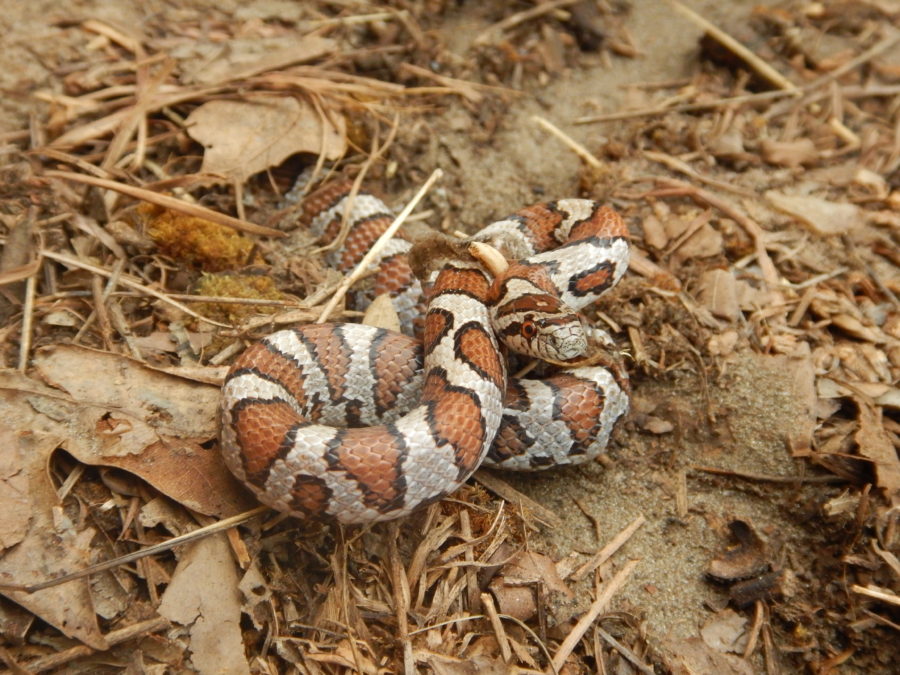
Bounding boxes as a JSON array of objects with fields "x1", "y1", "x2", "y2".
[{"x1": 0, "y1": 0, "x2": 898, "y2": 672}]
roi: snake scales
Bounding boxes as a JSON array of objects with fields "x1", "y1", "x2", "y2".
[{"x1": 220, "y1": 183, "x2": 630, "y2": 523}]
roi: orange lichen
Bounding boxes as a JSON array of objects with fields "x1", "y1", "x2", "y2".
[
  {"x1": 140, "y1": 203, "x2": 262, "y2": 271},
  {"x1": 194, "y1": 273, "x2": 288, "y2": 324}
]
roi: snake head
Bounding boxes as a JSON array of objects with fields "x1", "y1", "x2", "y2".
[{"x1": 490, "y1": 262, "x2": 589, "y2": 362}]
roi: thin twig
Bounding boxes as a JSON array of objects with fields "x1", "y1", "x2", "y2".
[
  {"x1": 743, "y1": 600, "x2": 765, "y2": 659},
  {"x1": 532, "y1": 116, "x2": 604, "y2": 170},
  {"x1": 643, "y1": 151, "x2": 757, "y2": 198},
  {"x1": 666, "y1": 0, "x2": 798, "y2": 92},
  {"x1": 0, "y1": 506, "x2": 268, "y2": 593},
  {"x1": 17, "y1": 273, "x2": 37, "y2": 371},
  {"x1": 41, "y1": 249, "x2": 230, "y2": 327},
  {"x1": 329, "y1": 115, "x2": 400, "y2": 255},
  {"x1": 482, "y1": 593, "x2": 512, "y2": 662},
  {"x1": 799, "y1": 29, "x2": 900, "y2": 94},
  {"x1": 571, "y1": 515, "x2": 646, "y2": 582},
  {"x1": 693, "y1": 465, "x2": 844, "y2": 484},
  {"x1": 474, "y1": 0, "x2": 580, "y2": 45},
  {"x1": 851, "y1": 584, "x2": 900, "y2": 607},
  {"x1": 595, "y1": 626, "x2": 655, "y2": 675},
  {"x1": 45, "y1": 170, "x2": 284, "y2": 238},
  {"x1": 23, "y1": 616, "x2": 171, "y2": 672},
  {"x1": 575, "y1": 89, "x2": 797, "y2": 124},
  {"x1": 650, "y1": 177, "x2": 780, "y2": 289},
  {"x1": 550, "y1": 559, "x2": 640, "y2": 672},
  {"x1": 474, "y1": 470, "x2": 562, "y2": 528}
]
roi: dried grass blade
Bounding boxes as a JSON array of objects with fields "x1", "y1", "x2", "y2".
[{"x1": 44, "y1": 170, "x2": 284, "y2": 237}]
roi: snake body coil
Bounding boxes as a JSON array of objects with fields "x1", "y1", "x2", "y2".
[{"x1": 220, "y1": 185, "x2": 630, "y2": 523}]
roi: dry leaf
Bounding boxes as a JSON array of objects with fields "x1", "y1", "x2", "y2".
[
  {"x1": 27, "y1": 345, "x2": 254, "y2": 517},
  {"x1": 641, "y1": 213, "x2": 669, "y2": 249},
  {"x1": 642, "y1": 415, "x2": 675, "y2": 434},
  {"x1": 765, "y1": 191, "x2": 862, "y2": 236},
  {"x1": 0, "y1": 433, "x2": 30, "y2": 550},
  {"x1": 158, "y1": 534, "x2": 250, "y2": 675},
  {"x1": 0, "y1": 421, "x2": 107, "y2": 649},
  {"x1": 185, "y1": 96, "x2": 346, "y2": 183}
]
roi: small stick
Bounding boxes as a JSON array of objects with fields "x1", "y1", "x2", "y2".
[
  {"x1": 17, "y1": 273, "x2": 37, "y2": 372},
  {"x1": 23, "y1": 616, "x2": 171, "y2": 673},
  {"x1": 389, "y1": 525, "x2": 415, "y2": 675},
  {"x1": 45, "y1": 170, "x2": 284, "y2": 238},
  {"x1": 459, "y1": 510, "x2": 480, "y2": 611},
  {"x1": 666, "y1": 0, "x2": 798, "y2": 92},
  {"x1": 571, "y1": 515, "x2": 645, "y2": 581},
  {"x1": 305, "y1": 10, "x2": 404, "y2": 29},
  {"x1": 481, "y1": 592, "x2": 512, "y2": 662},
  {"x1": 1, "y1": 506, "x2": 268, "y2": 593},
  {"x1": 693, "y1": 464, "x2": 844, "y2": 484},
  {"x1": 532, "y1": 116, "x2": 604, "y2": 170},
  {"x1": 575, "y1": 89, "x2": 796, "y2": 124},
  {"x1": 41, "y1": 249, "x2": 230, "y2": 328},
  {"x1": 743, "y1": 600, "x2": 765, "y2": 659},
  {"x1": 316, "y1": 114, "x2": 399, "y2": 256},
  {"x1": 594, "y1": 626, "x2": 655, "y2": 675},
  {"x1": 872, "y1": 541, "x2": 900, "y2": 579},
  {"x1": 650, "y1": 177, "x2": 779, "y2": 289},
  {"x1": 474, "y1": 470, "x2": 562, "y2": 528},
  {"x1": 800, "y1": 30, "x2": 900, "y2": 93},
  {"x1": 474, "y1": 0, "x2": 579, "y2": 45},
  {"x1": 316, "y1": 168, "x2": 443, "y2": 324},
  {"x1": 643, "y1": 151, "x2": 757, "y2": 198},
  {"x1": 399, "y1": 63, "x2": 485, "y2": 104},
  {"x1": 550, "y1": 559, "x2": 640, "y2": 672},
  {"x1": 851, "y1": 584, "x2": 900, "y2": 607}
]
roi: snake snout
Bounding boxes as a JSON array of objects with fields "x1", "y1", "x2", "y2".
[{"x1": 546, "y1": 324, "x2": 589, "y2": 361}]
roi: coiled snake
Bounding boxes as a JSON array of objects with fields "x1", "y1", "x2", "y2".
[{"x1": 220, "y1": 183, "x2": 630, "y2": 523}]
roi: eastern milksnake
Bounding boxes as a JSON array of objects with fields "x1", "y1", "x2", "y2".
[{"x1": 220, "y1": 183, "x2": 630, "y2": 523}]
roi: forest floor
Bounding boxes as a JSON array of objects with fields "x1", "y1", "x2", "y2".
[{"x1": 0, "y1": 1, "x2": 898, "y2": 673}]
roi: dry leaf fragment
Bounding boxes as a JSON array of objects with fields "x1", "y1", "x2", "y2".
[
  {"x1": 641, "y1": 213, "x2": 669, "y2": 249},
  {"x1": 707, "y1": 520, "x2": 769, "y2": 582},
  {"x1": 765, "y1": 191, "x2": 862, "y2": 236},
  {"x1": 158, "y1": 534, "x2": 250, "y2": 675},
  {"x1": 662, "y1": 636, "x2": 754, "y2": 675},
  {"x1": 0, "y1": 437, "x2": 30, "y2": 550},
  {"x1": 642, "y1": 416, "x2": 675, "y2": 434},
  {"x1": 854, "y1": 398, "x2": 900, "y2": 497},
  {"x1": 361, "y1": 292, "x2": 402, "y2": 332},
  {"x1": 488, "y1": 551, "x2": 573, "y2": 622},
  {"x1": 708, "y1": 330, "x2": 739, "y2": 357},
  {"x1": 697, "y1": 269, "x2": 740, "y2": 321},
  {"x1": 185, "y1": 96, "x2": 346, "y2": 183},
  {"x1": 700, "y1": 608, "x2": 748, "y2": 653},
  {"x1": 759, "y1": 138, "x2": 818, "y2": 167}
]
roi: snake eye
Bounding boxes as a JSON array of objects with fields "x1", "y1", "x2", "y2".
[{"x1": 521, "y1": 317, "x2": 538, "y2": 340}]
